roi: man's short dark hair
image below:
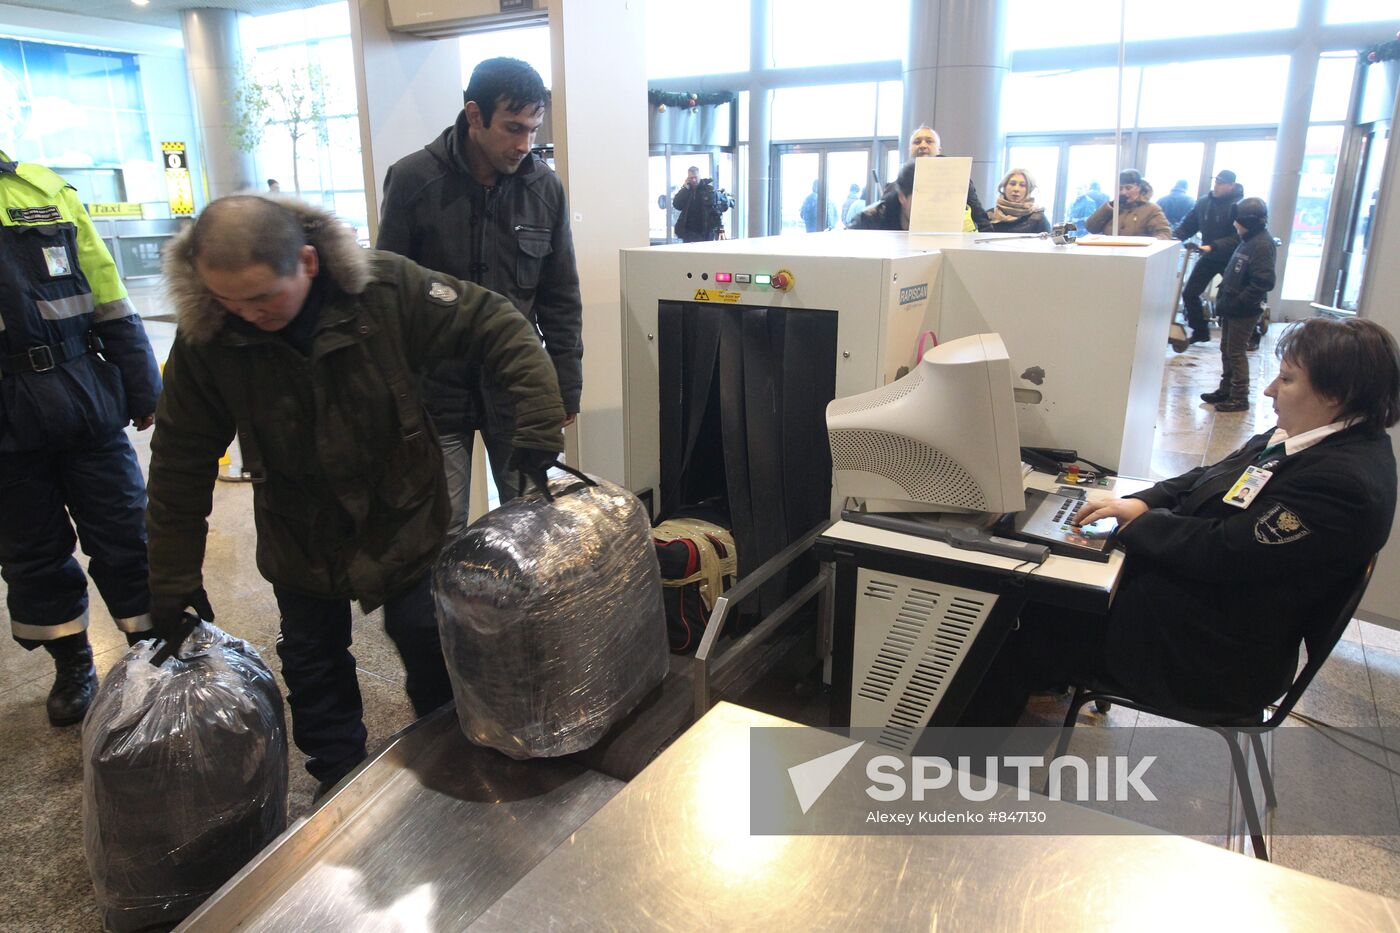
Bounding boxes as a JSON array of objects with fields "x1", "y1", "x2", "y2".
[
  {"x1": 1276, "y1": 317, "x2": 1400, "y2": 430},
  {"x1": 896, "y1": 160, "x2": 917, "y2": 196},
  {"x1": 185, "y1": 195, "x2": 307, "y2": 276},
  {"x1": 463, "y1": 57, "x2": 548, "y2": 127}
]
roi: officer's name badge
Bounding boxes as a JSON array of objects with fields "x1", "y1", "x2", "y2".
[
  {"x1": 428, "y1": 281, "x2": 458, "y2": 304},
  {"x1": 1254, "y1": 503, "x2": 1311, "y2": 545},
  {"x1": 1223, "y1": 465, "x2": 1271, "y2": 509}
]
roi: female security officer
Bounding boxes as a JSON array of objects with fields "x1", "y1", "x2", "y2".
[
  {"x1": 0, "y1": 151, "x2": 161, "y2": 724},
  {"x1": 967, "y1": 316, "x2": 1399, "y2": 724}
]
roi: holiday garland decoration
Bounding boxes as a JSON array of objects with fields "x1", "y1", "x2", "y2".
[
  {"x1": 1361, "y1": 30, "x2": 1400, "y2": 64},
  {"x1": 648, "y1": 89, "x2": 737, "y2": 114}
]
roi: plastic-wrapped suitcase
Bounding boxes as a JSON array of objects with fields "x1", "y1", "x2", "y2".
[
  {"x1": 83, "y1": 621, "x2": 288, "y2": 932},
  {"x1": 434, "y1": 466, "x2": 669, "y2": 759}
]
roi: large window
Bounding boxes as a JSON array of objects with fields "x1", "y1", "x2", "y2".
[
  {"x1": 645, "y1": 0, "x2": 751, "y2": 78},
  {"x1": 770, "y1": 81, "x2": 901, "y2": 140},
  {"x1": 1005, "y1": 0, "x2": 1302, "y2": 50},
  {"x1": 769, "y1": 0, "x2": 908, "y2": 68},
  {"x1": 1325, "y1": 0, "x2": 1400, "y2": 24},
  {"x1": 240, "y1": 2, "x2": 367, "y2": 239},
  {"x1": 0, "y1": 37, "x2": 152, "y2": 201}
]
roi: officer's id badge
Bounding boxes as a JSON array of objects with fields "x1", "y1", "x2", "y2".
[
  {"x1": 1253, "y1": 503, "x2": 1312, "y2": 545},
  {"x1": 1223, "y1": 465, "x2": 1272, "y2": 508},
  {"x1": 42, "y1": 244, "x2": 72, "y2": 277},
  {"x1": 427, "y1": 280, "x2": 458, "y2": 305}
]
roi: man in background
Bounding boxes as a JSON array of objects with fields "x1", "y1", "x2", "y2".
[
  {"x1": 672, "y1": 165, "x2": 728, "y2": 242},
  {"x1": 1158, "y1": 179, "x2": 1193, "y2": 227},
  {"x1": 1174, "y1": 169, "x2": 1245, "y2": 345},
  {"x1": 907, "y1": 124, "x2": 990, "y2": 231},
  {"x1": 378, "y1": 57, "x2": 581, "y2": 532}
]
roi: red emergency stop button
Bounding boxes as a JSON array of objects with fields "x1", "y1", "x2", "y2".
[{"x1": 771, "y1": 269, "x2": 795, "y2": 291}]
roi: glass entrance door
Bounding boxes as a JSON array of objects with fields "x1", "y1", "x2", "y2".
[
  {"x1": 1340, "y1": 123, "x2": 1388, "y2": 310},
  {"x1": 772, "y1": 143, "x2": 880, "y2": 234}
]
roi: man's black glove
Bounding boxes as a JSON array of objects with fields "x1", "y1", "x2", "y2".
[
  {"x1": 508, "y1": 447, "x2": 560, "y2": 497},
  {"x1": 150, "y1": 588, "x2": 214, "y2": 646}
]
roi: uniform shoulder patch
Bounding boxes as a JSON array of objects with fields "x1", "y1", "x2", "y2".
[
  {"x1": 8, "y1": 205, "x2": 62, "y2": 223},
  {"x1": 427, "y1": 279, "x2": 459, "y2": 305},
  {"x1": 1254, "y1": 503, "x2": 1311, "y2": 545}
]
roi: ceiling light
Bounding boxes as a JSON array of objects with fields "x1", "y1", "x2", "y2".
[{"x1": 132, "y1": 0, "x2": 149, "y2": 6}]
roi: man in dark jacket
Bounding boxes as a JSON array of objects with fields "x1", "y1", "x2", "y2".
[
  {"x1": 0, "y1": 152, "x2": 162, "y2": 725},
  {"x1": 1200, "y1": 198, "x2": 1276, "y2": 412},
  {"x1": 672, "y1": 165, "x2": 727, "y2": 242},
  {"x1": 908, "y1": 125, "x2": 991, "y2": 232},
  {"x1": 1174, "y1": 170, "x2": 1245, "y2": 344},
  {"x1": 966, "y1": 317, "x2": 1398, "y2": 725},
  {"x1": 377, "y1": 57, "x2": 581, "y2": 534},
  {"x1": 1157, "y1": 179, "x2": 1194, "y2": 227},
  {"x1": 850, "y1": 160, "x2": 915, "y2": 230},
  {"x1": 148, "y1": 194, "x2": 564, "y2": 791}
]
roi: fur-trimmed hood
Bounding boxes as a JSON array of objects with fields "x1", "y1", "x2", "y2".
[{"x1": 162, "y1": 194, "x2": 370, "y2": 345}]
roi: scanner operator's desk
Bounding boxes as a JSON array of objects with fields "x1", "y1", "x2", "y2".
[{"x1": 815, "y1": 474, "x2": 1151, "y2": 747}]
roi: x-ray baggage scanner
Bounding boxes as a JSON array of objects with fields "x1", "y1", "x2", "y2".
[{"x1": 621, "y1": 232, "x2": 1179, "y2": 519}]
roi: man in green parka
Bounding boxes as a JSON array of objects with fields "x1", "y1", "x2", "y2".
[{"x1": 148, "y1": 194, "x2": 564, "y2": 793}]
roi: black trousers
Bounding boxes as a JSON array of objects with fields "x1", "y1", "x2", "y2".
[
  {"x1": 0, "y1": 429, "x2": 150, "y2": 647},
  {"x1": 274, "y1": 572, "x2": 453, "y2": 782},
  {"x1": 1216, "y1": 313, "x2": 1262, "y2": 401},
  {"x1": 1181, "y1": 253, "x2": 1229, "y2": 334},
  {"x1": 961, "y1": 602, "x2": 1111, "y2": 728}
]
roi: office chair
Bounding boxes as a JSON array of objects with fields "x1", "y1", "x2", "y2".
[{"x1": 1051, "y1": 556, "x2": 1377, "y2": 862}]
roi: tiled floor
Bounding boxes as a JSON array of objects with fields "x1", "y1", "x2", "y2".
[{"x1": 2, "y1": 291, "x2": 1399, "y2": 931}]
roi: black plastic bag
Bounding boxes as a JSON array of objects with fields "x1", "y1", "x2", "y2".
[
  {"x1": 435, "y1": 471, "x2": 669, "y2": 758},
  {"x1": 83, "y1": 622, "x2": 288, "y2": 932}
]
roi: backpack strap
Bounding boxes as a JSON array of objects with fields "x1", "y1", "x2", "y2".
[{"x1": 653, "y1": 518, "x2": 737, "y2": 613}]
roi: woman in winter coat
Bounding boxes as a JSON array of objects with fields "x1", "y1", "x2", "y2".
[
  {"x1": 987, "y1": 168, "x2": 1051, "y2": 234},
  {"x1": 1085, "y1": 169, "x2": 1173, "y2": 238}
]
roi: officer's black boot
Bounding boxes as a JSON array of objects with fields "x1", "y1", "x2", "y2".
[{"x1": 44, "y1": 633, "x2": 98, "y2": 727}]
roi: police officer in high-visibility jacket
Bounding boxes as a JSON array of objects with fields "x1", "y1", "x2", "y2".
[{"x1": 0, "y1": 151, "x2": 161, "y2": 725}]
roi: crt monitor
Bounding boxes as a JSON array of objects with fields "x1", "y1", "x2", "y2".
[{"x1": 826, "y1": 332, "x2": 1025, "y2": 515}]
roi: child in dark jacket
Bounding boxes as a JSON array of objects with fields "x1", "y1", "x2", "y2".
[{"x1": 1201, "y1": 197, "x2": 1276, "y2": 413}]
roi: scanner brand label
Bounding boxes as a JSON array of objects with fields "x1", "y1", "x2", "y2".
[{"x1": 899, "y1": 283, "x2": 929, "y2": 305}]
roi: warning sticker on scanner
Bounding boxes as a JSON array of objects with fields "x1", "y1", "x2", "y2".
[{"x1": 694, "y1": 289, "x2": 741, "y2": 303}]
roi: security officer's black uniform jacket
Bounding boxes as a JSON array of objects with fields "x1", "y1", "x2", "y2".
[
  {"x1": 375, "y1": 109, "x2": 583, "y2": 432},
  {"x1": 1107, "y1": 425, "x2": 1395, "y2": 716}
]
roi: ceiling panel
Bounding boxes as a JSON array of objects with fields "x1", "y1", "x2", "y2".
[{"x1": 0, "y1": 0, "x2": 326, "y2": 31}]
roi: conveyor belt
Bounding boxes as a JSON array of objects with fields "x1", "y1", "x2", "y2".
[{"x1": 178, "y1": 707, "x2": 623, "y2": 931}]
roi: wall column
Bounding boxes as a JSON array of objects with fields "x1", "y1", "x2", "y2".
[
  {"x1": 550, "y1": 0, "x2": 649, "y2": 483},
  {"x1": 1267, "y1": 0, "x2": 1324, "y2": 319},
  {"x1": 903, "y1": 0, "x2": 1009, "y2": 198},
  {"x1": 181, "y1": 8, "x2": 257, "y2": 199},
  {"x1": 346, "y1": 0, "x2": 462, "y2": 242},
  {"x1": 747, "y1": 0, "x2": 771, "y2": 237}
]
